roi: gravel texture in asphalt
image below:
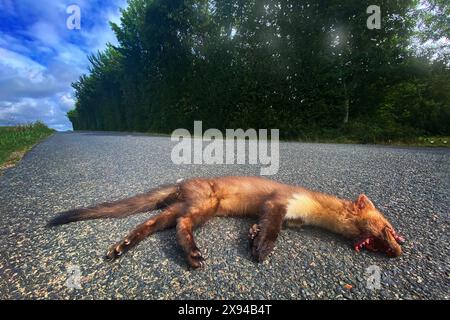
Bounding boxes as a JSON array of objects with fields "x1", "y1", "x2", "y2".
[{"x1": 0, "y1": 132, "x2": 449, "y2": 299}]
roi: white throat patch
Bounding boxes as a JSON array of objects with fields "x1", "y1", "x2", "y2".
[{"x1": 285, "y1": 193, "x2": 320, "y2": 222}]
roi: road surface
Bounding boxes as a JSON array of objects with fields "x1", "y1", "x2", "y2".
[{"x1": 0, "y1": 132, "x2": 448, "y2": 299}]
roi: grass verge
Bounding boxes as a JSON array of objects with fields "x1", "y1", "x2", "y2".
[
  {"x1": 0, "y1": 121, "x2": 54, "y2": 171},
  {"x1": 291, "y1": 136, "x2": 450, "y2": 147}
]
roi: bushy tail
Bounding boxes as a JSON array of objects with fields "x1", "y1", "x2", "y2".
[{"x1": 47, "y1": 184, "x2": 179, "y2": 226}]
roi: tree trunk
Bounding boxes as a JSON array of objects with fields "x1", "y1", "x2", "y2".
[{"x1": 343, "y1": 82, "x2": 349, "y2": 124}]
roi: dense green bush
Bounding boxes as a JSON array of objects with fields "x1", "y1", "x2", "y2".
[{"x1": 68, "y1": 0, "x2": 450, "y2": 143}]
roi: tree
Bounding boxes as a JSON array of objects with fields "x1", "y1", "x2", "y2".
[{"x1": 69, "y1": 0, "x2": 450, "y2": 141}]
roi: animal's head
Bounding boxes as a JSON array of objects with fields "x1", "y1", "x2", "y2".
[{"x1": 353, "y1": 194, "x2": 405, "y2": 257}]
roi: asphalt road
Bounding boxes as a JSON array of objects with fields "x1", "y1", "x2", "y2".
[{"x1": 0, "y1": 132, "x2": 449, "y2": 299}]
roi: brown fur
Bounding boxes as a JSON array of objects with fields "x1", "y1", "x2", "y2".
[{"x1": 49, "y1": 176, "x2": 403, "y2": 268}]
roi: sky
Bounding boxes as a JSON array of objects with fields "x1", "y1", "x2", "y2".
[{"x1": 0, "y1": 0, "x2": 128, "y2": 131}]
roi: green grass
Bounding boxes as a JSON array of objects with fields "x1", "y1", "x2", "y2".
[
  {"x1": 290, "y1": 135, "x2": 450, "y2": 147},
  {"x1": 281, "y1": 125, "x2": 450, "y2": 147},
  {"x1": 412, "y1": 136, "x2": 450, "y2": 147},
  {"x1": 0, "y1": 121, "x2": 54, "y2": 170}
]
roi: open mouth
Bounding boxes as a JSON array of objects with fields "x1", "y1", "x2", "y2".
[{"x1": 354, "y1": 229, "x2": 405, "y2": 256}]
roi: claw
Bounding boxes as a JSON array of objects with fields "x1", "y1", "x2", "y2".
[
  {"x1": 105, "y1": 241, "x2": 127, "y2": 261},
  {"x1": 189, "y1": 249, "x2": 206, "y2": 269},
  {"x1": 105, "y1": 249, "x2": 116, "y2": 261},
  {"x1": 104, "y1": 253, "x2": 113, "y2": 261},
  {"x1": 248, "y1": 224, "x2": 261, "y2": 240}
]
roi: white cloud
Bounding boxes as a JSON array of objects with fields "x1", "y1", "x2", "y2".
[
  {"x1": 79, "y1": 1, "x2": 126, "y2": 53},
  {"x1": 26, "y1": 21, "x2": 61, "y2": 46},
  {"x1": 0, "y1": 97, "x2": 72, "y2": 131},
  {"x1": 0, "y1": 32, "x2": 31, "y2": 55},
  {"x1": 59, "y1": 92, "x2": 75, "y2": 109},
  {"x1": 0, "y1": 48, "x2": 76, "y2": 130},
  {"x1": 0, "y1": 48, "x2": 45, "y2": 81},
  {"x1": 0, "y1": 48, "x2": 69, "y2": 100},
  {"x1": 0, "y1": 0, "x2": 128, "y2": 131}
]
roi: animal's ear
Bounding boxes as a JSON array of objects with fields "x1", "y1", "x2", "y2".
[{"x1": 356, "y1": 194, "x2": 375, "y2": 210}]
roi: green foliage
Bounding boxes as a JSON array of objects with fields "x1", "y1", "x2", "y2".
[
  {"x1": 0, "y1": 121, "x2": 54, "y2": 167},
  {"x1": 69, "y1": 0, "x2": 450, "y2": 143}
]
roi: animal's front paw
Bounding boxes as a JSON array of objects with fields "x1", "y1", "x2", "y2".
[
  {"x1": 104, "y1": 238, "x2": 133, "y2": 261},
  {"x1": 187, "y1": 248, "x2": 206, "y2": 269}
]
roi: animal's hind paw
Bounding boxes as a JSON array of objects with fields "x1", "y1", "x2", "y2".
[
  {"x1": 188, "y1": 249, "x2": 206, "y2": 269},
  {"x1": 251, "y1": 239, "x2": 276, "y2": 263}
]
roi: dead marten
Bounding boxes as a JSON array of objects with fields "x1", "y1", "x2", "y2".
[{"x1": 48, "y1": 176, "x2": 405, "y2": 268}]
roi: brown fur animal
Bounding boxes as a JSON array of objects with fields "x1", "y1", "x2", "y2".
[{"x1": 48, "y1": 176, "x2": 405, "y2": 268}]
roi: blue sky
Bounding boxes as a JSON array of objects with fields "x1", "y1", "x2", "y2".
[{"x1": 0, "y1": 0, "x2": 127, "y2": 131}]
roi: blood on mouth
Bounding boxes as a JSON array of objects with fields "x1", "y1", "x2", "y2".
[{"x1": 354, "y1": 229, "x2": 405, "y2": 255}]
